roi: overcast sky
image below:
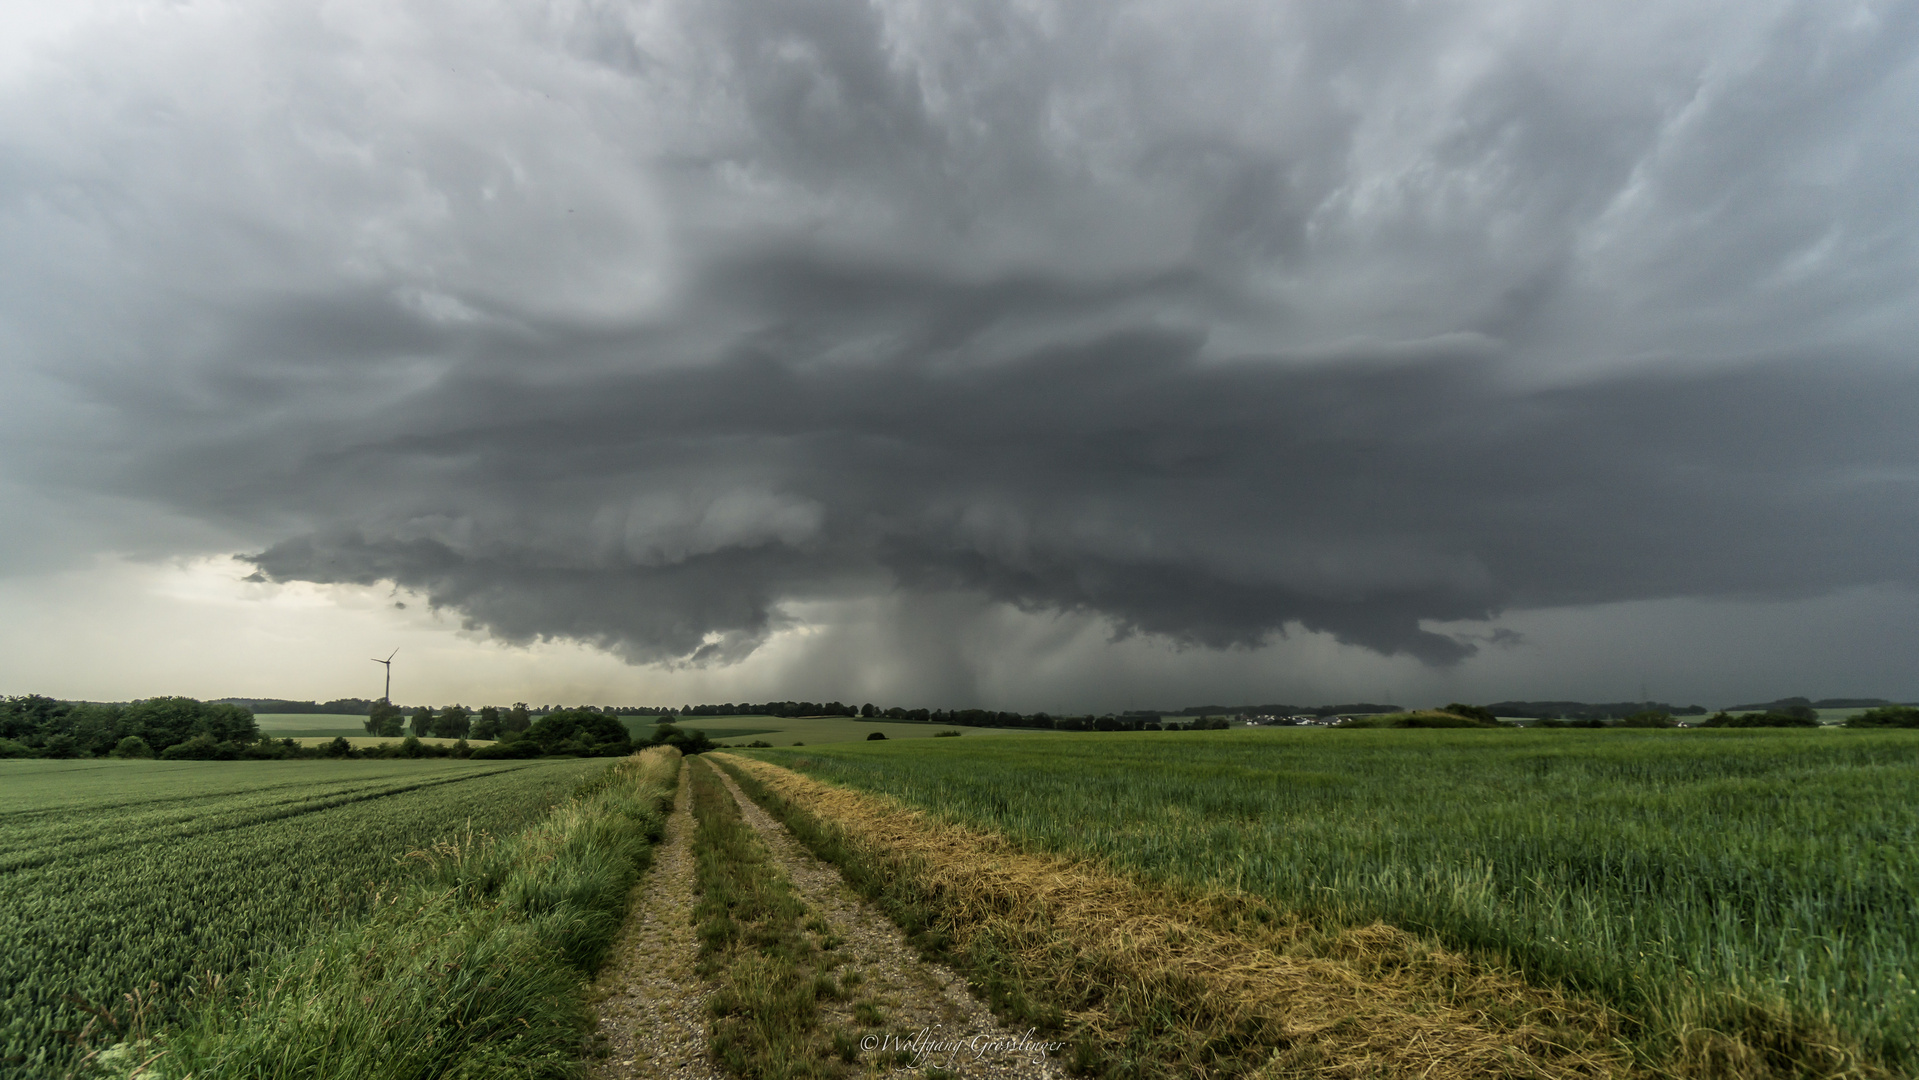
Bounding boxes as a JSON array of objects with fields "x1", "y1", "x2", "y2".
[{"x1": 3, "y1": 0, "x2": 1918, "y2": 711}]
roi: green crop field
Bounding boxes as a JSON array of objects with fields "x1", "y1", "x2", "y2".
[
  {"x1": 0, "y1": 756, "x2": 607, "y2": 1076},
  {"x1": 250, "y1": 712, "x2": 372, "y2": 738},
  {"x1": 748, "y1": 727, "x2": 1919, "y2": 1073}
]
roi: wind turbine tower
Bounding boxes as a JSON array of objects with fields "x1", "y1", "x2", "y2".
[{"x1": 372, "y1": 649, "x2": 398, "y2": 703}]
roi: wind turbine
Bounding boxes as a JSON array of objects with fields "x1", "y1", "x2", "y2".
[{"x1": 372, "y1": 649, "x2": 398, "y2": 703}]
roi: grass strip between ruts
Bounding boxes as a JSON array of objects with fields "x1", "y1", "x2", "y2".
[
  {"x1": 688, "y1": 756, "x2": 889, "y2": 1079},
  {"x1": 84, "y1": 748, "x2": 681, "y2": 1080},
  {"x1": 712, "y1": 753, "x2": 1647, "y2": 1080}
]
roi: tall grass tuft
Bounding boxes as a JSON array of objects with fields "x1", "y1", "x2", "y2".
[{"x1": 91, "y1": 748, "x2": 680, "y2": 1080}]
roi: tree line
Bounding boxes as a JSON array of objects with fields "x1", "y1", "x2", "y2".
[
  {"x1": 2, "y1": 695, "x2": 260, "y2": 759},
  {"x1": 0, "y1": 693, "x2": 733, "y2": 761},
  {"x1": 361, "y1": 702, "x2": 720, "y2": 757},
  {"x1": 212, "y1": 697, "x2": 378, "y2": 715}
]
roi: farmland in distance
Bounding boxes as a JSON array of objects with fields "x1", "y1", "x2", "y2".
[
  {"x1": 248, "y1": 712, "x2": 374, "y2": 738},
  {"x1": 630, "y1": 713, "x2": 1051, "y2": 746},
  {"x1": 255, "y1": 711, "x2": 1052, "y2": 745},
  {"x1": 748, "y1": 727, "x2": 1919, "y2": 1074},
  {"x1": 0, "y1": 756, "x2": 606, "y2": 1076}
]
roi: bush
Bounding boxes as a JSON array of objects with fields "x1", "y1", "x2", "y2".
[
  {"x1": 1700, "y1": 710, "x2": 1819, "y2": 728},
  {"x1": 123, "y1": 696, "x2": 257, "y2": 753},
  {"x1": 1443, "y1": 703, "x2": 1500, "y2": 725},
  {"x1": 112, "y1": 736, "x2": 154, "y2": 759},
  {"x1": 527, "y1": 710, "x2": 632, "y2": 756},
  {"x1": 933, "y1": 730, "x2": 962, "y2": 738},
  {"x1": 1338, "y1": 711, "x2": 1501, "y2": 729},
  {"x1": 866, "y1": 732, "x2": 887, "y2": 741},
  {"x1": 365, "y1": 701, "x2": 404, "y2": 738},
  {"x1": 646, "y1": 724, "x2": 715, "y2": 756},
  {"x1": 1846, "y1": 706, "x2": 1919, "y2": 728},
  {"x1": 1619, "y1": 711, "x2": 1676, "y2": 728},
  {"x1": 324, "y1": 736, "x2": 353, "y2": 758},
  {"x1": 160, "y1": 734, "x2": 235, "y2": 760},
  {"x1": 1397, "y1": 713, "x2": 1498, "y2": 729},
  {"x1": 0, "y1": 737, "x2": 35, "y2": 758},
  {"x1": 471, "y1": 738, "x2": 543, "y2": 759}
]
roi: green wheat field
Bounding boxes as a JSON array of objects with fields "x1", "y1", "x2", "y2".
[
  {"x1": 750, "y1": 727, "x2": 1919, "y2": 1072},
  {"x1": 0, "y1": 757, "x2": 605, "y2": 1075}
]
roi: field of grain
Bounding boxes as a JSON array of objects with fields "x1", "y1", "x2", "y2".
[
  {"x1": 250, "y1": 712, "x2": 372, "y2": 737},
  {"x1": 134, "y1": 750, "x2": 679, "y2": 1080},
  {"x1": 747, "y1": 727, "x2": 1919, "y2": 1075},
  {"x1": 0, "y1": 756, "x2": 607, "y2": 1076}
]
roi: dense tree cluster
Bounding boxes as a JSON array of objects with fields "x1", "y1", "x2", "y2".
[
  {"x1": 367, "y1": 701, "x2": 532, "y2": 739},
  {"x1": 1728, "y1": 696, "x2": 1897, "y2": 712},
  {"x1": 1, "y1": 695, "x2": 259, "y2": 758},
  {"x1": 1700, "y1": 708, "x2": 1819, "y2": 728},
  {"x1": 471, "y1": 711, "x2": 712, "y2": 759},
  {"x1": 1845, "y1": 706, "x2": 1919, "y2": 728},
  {"x1": 0, "y1": 694, "x2": 722, "y2": 762}
]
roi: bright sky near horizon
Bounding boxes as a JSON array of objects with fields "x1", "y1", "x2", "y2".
[{"x1": 3, "y1": 0, "x2": 1919, "y2": 711}]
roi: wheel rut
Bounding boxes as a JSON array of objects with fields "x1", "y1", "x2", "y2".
[
  {"x1": 588, "y1": 758, "x2": 1067, "y2": 1079},
  {"x1": 587, "y1": 763, "x2": 726, "y2": 1080},
  {"x1": 707, "y1": 762, "x2": 1068, "y2": 1079}
]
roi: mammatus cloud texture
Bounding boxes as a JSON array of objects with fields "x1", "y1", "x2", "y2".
[{"x1": 3, "y1": 0, "x2": 1918, "y2": 701}]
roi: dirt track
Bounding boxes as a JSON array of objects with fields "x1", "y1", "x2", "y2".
[
  {"x1": 588, "y1": 757, "x2": 1069, "y2": 1078},
  {"x1": 587, "y1": 764, "x2": 725, "y2": 1080}
]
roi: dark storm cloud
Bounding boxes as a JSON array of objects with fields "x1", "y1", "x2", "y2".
[
  {"x1": 5, "y1": 0, "x2": 1919, "y2": 685},
  {"x1": 185, "y1": 312, "x2": 1919, "y2": 665}
]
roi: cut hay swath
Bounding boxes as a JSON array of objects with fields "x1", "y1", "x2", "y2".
[{"x1": 713, "y1": 753, "x2": 1632, "y2": 1080}]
